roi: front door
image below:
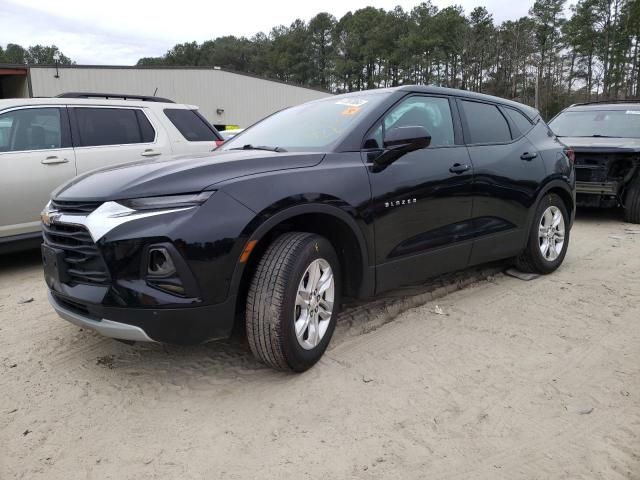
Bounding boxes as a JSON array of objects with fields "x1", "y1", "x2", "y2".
[
  {"x1": 364, "y1": 95, "x2": 474, "y2": 293},
  {"x1": 0, "y1": 106, "x2": 76, "y2": 238}
]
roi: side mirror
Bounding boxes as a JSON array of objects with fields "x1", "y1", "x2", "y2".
[
  {"x1": 376, "y1": 126, "x2": 431, "y2": 166},
  {"x1": 384, "y1": 126, "x2": 432, "y2": 149}
]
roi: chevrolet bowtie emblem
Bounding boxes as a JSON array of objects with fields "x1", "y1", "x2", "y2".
[{"x1": 41, "y1": 210, "x2": 61, "y2": 226}]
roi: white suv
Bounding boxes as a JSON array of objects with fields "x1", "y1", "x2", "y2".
[{"x1": 0, "y1": 93, "x2": 223, "y2": 252}]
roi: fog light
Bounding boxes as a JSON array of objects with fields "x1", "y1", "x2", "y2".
[{"x1": 148, "y1": 247, "x2": 176, "y2": 277}]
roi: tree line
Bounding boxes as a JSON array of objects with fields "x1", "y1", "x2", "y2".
[
  {"x1": 138, "y1": 0, "x2": 640, "y2": 119},
  {"x1": 0, "y1": 43, "x2": 74, "y2": 66}
]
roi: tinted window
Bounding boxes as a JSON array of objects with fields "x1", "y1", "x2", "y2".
[
  {"x1": 136, "y1": 110, "x2": 156, "y2": 143},
  {"x1": 383, "y1": 96, "x2": 455, "y2": 147},
  {"x1": 75, "y1": 108, "x2": 150, "y2": 147},
  {"x1": 504, "y1": 107, "x2": 533, "y2": 136},
  {"x1": 549, "y1": 109, "x2": 640, "y2": 138},
  {"x1": 462, "y1": 101, "x2": 511, "y2": 144},
  {"x1": 0, "y1": 108, "x2": 62, "y2": 152},
  {"x1": 164, "y1": 109, "x2": 218, "y2": 142}
]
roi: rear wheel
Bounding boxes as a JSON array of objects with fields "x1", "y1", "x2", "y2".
[
  {"x1": 245, "y1": 232, "x2": 341, "y2": 372},
  {"x1": 516, "y1": 193, "x2": 570, "y2": 274},
  {"x1": 623, "y1": 176, "x2": 640, "y2": 224}
]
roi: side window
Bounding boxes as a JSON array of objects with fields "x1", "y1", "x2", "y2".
[
  {"x1": 383, "y1": 96, "x2": 455, "y2": 147},
  {"x1": 504, "y1": 107, "x2": 533, "y2": 136},
  {"x1": 135, "y1": 110, "x2": 156, "y2": 143},
  {"x1": 75, "y1": 108, "x2": 148, "y2": 147},
  {"x1": 363, "y1": 124, "x2": 383, "y2": 149},
  {"x1": 0, "y1": 108, "x2": 63, "y2": 152},
  {"x1": 462, "y1": 101, "x2": 511, "y2": 144},
  {"x1": 164, "y1": 109, "x2": 219, "y2": 142}
]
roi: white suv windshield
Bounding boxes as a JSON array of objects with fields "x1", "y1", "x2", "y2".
[
  {"x1": 550, "y1": 109, "x2": 640, "y2": 138},
  {"x1": 222, "y1": 92, "x2": 390, "y2": 152}
]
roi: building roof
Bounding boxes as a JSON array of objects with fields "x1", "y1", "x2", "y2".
[{"x1": 0, "y1": 63, "x2": 332, "y2": 95}]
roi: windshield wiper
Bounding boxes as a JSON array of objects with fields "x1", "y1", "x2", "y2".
[
  {"x1": 230, "y1": 144, "x2": 287, "y2": 152},
  {"x1": 563, "y1": 135, "x2": 622, "y2": 138}
]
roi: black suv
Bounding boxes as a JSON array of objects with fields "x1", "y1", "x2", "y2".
[
  {"x1": 549, "y1": 101, "x2": 640, "y2": 223},
  {"x1": 42, "y1": 86, "x2": 575, "y2": 371}
]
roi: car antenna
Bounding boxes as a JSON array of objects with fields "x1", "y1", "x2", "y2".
[{"x1": 153, "y1": 87, "x2": 158, "y2": 96}]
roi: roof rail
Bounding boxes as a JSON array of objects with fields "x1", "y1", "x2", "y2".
[
  {"x1": 570, "y1": 98, "x2": 640, "y2": 107},
  {"x1": 55, "y1": 92, "x2": 175, "y2": 103}
]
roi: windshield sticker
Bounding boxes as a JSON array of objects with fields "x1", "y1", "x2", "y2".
[
  {"x1": 625, "y1": 110, "x2": 640, "y2": 115},
  {"x1": 335, "y1": 98, "x2": 369, "y2": 108},
  {"x1": 341, "y1": 107, "x2": 361, "y2": 116}
]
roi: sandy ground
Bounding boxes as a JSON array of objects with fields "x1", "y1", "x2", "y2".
[{"x1": 1, "y1": 209, "x2": 639, "y2": 480}]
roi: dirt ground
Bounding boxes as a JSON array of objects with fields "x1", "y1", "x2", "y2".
[{"x1": 1, "y1": 209, "x2": 639, "y2": 480}]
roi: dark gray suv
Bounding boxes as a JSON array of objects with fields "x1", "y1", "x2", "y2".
[{"x1": 549, "y1": 101, "x2": 640, "y2": 223}]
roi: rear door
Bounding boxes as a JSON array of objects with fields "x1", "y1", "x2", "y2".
[
  {"x1": 69, "y1": 106, "x2": 172, "y2": 174},
  {"x1": 458, "y1": 99, "x2": 546, "y2": 264},
  {"x1": 0, "y1": 106, "x2": 76, "y2": 238}
]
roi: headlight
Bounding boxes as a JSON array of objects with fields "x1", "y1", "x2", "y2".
[{"x1": 119, "y1": 191, "x2": 215, "y2": 211}]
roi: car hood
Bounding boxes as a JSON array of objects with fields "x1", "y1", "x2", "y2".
[
  {"x1": 559, "y1": 136, "x2": 640, "y2": 153},
  {"x1": 53, "y1": 150, "x2": 325, "y2": 201}
]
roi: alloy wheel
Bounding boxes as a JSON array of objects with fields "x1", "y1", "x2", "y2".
[
  {"x1": 294, "y1": 258, "x2": 335, "y2": 350},
  {"x1": 538, "y1": 205, "x2": 565, "y2": 261}
]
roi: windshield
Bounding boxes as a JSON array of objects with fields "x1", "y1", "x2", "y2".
[
  {"x1": 549, "y1": 109, "x2": 640, "y2": 138},
  {"x1": 221, "y1": 91, "x2": 391, "y2": 152}
]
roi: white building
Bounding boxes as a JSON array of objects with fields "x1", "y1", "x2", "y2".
[{"x1": 0, "y1": 65, "x2": 331, "y2": 128}]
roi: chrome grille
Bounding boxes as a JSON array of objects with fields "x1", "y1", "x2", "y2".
[{"x1": 50, "y1": 199, "x2": 101, "y2": 215}]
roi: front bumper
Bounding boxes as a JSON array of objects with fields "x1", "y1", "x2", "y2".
[
  {"x1": 49, "y1": 291, "x2": 154, "y2": 342},
  {"x1": 48, "y1": 290, "x2": 237, "y2": 344},
  {"x1": 42, "y1": 191, "x2": 255, "y2": 344}
]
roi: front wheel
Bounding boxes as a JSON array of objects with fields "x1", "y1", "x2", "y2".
[
  {"x1": 245, "y1": 232, "x2": 341, "y2": 372},
  {"x1": 516, "y1": 193, "x2": 570, "y2": 274}
]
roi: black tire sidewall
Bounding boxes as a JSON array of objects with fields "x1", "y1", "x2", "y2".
[
  {"x1": 528, "y1": 193, "x2": 570, "y2": 273},
  {"x1": 624, "y1": 176, "x2": 640, "y2": 224},
  {"x1": 280, "y1": 236, "x2": 341, "y2": 372}
]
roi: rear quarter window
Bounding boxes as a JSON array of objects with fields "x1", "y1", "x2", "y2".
[
  {"x1": 164, "y1": 109, "x2": 220, "y2": 142},
  {"x1": 462, "y1": 100, "x2": 512, "y2": 144},
  {"x1": 504, "y1": 107, "x2": 533, "y2": 136}
]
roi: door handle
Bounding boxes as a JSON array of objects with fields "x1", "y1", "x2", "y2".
[
  {"x1": 41, "y1": 156, "x2": 69, "y2": 165},
  {"x1": 520, "y1": 151, "x2": 538, "y2": 161},
  {"x1": 141, "y1": 149, "x2": 161, "y2": 157},
  {"x1": 449, "y1": 163, "x2": 471, "y2": 174}
]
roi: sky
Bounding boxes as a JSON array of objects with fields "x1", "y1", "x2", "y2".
[{"x1": 0, "y1": 0, "x2": 532, "y2": 65}]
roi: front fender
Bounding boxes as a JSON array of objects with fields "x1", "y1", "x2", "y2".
[{"x1": 227, "y1": 200, "x2": 375, "y2": 299}]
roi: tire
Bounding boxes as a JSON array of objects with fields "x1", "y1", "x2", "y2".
[
  {"x1": 516, "y1": 193, "x2": 570, "y2": 274},
  {"x1": 246, "y1": 232, "x2": 341, "y2": 372},
  {"x1": 623, "y1": 176, "x2": 640, "y2": 224}
]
